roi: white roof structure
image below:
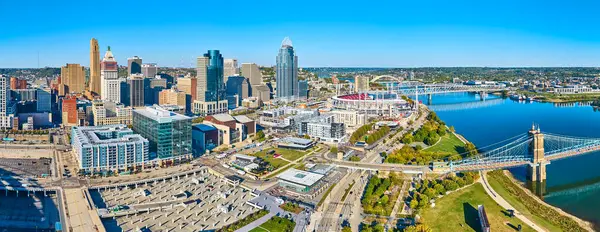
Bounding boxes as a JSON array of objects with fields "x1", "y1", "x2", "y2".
[
  {"x1": 277, "y1": 169, "x2": 324, "y2": 187},
  {"x1": 103, "y1": 46, "x2": 115, "y2": 62},
  {"x1": 134, "y1": 106, "x2": 191, "y2": 122},
  {"x1": 233, "y1": 115, "x2": 253, "y2": 124},
  {"x1": 281, "y1": 37, "x2": 293, "y2": 48}
]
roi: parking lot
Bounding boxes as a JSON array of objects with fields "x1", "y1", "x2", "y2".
[
  {"x1": 0, "y1": 158, "x2": 52, "y2": 178},
  {"x1": 92, "y1": 169, "x2": 259, "y2": 231}
]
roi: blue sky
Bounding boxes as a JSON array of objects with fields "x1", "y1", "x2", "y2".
[{"x1": 1, "y1": 0, "x2": 600, "y2": 68}]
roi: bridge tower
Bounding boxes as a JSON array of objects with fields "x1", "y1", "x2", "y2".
[{"x1": 528, "y1": 124, "x2": 547, "y2": 182}]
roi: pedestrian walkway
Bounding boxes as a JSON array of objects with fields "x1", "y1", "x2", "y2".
[
  {"x1": 235, "y1": 212, "x2": 275, "y2": 232},
  {"x1": 479, "y1": 171, "x2": 545, "y2": 232}
]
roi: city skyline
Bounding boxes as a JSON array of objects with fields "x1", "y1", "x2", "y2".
[{"x1": 2, "y1": 1, "x2": 600, "y2": 68}]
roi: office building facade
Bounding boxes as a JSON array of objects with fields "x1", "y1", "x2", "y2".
[
  {"x1": 196, "y1": 50, "x2": 226, "y2": 102},
  {"x1": 127, "y1": 74, "x2": 145, "y2": 107},
  {"x1": 241, "y1": 63, "x2": 262, "y2": 86},
  {"x1": 276, "y1": 37, "x2": 298, "y2": 101},
  {"x1": 60, "y1": 63, "x2": 86, "y2": 96},
  {"x1": 127, "y1": 56, "x2": 142, "y2": 75},
  {"x1": 36, "y1": 88, "x2": 51, "y2": 112},
  {"x1": 299, "y1": 80, "x2": 308, "y2": 99},
  {"x1": 92, "y1": 100, "x2": 133, "y2": 126},
  {"x1": 0, "y1": 75, "x2": 14, "y2": 129},
  {"x1": 223, "y1": 58, "x2": 238, "y2": 83},
  {"x1": 100, "y1": 47, "x2": 123, "y2": 103},
  {"x1": 132, "y1": 106, "x2": 192, "y2": 160},
  {"x1": 158, "y1": 88, "x2": 187, "y2": 110},
  {"x1": 90, "y1": 38, "x2": 101, "y2": 95},
  {"x1": 142, "y1": 63, "x2": 158, "y2": 78},
  {"x1": 226, "y1": 76, "x2": 250, "y2": 105}
]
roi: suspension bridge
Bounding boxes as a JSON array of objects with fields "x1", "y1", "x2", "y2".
[
  {"x1": 450, "y1": 125, "x2": 600, "y2": 181},
  {"x1": 328, "y1": 125, "x2": 600, "y2": 182}
]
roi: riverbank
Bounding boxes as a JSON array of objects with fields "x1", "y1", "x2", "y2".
[
  {"x1": 487, "y1": 170, "x2": 594, "y2": 232},
  {"x1": 515, "y1": 90, "x2": 600, "y2": 103}
]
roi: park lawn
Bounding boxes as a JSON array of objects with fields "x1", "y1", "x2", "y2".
[
  {"x1": 249, "y1": 151, "x2": 290, "y2": 169},
  {"x1": 420, "y1": 183, "x2": 535, "y2": 232},
  {"x1": 424, "y1": 132, "x2": 465, "y2": 155},
  {"x1": 249, "y1": 216, "x2": 295, "y2": 232},
  {"x1": 252, "y1": 148, "x2": 307, "y2": 162},
  {"x1": 273, "y1": 148, "x2": 307, "y2": 161},
  {"x1": 486, "y1": 172, "x2": 563, "y2": 232}
]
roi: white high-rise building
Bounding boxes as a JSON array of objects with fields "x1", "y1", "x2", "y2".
[
  {"x1": 100, "y1": 47, "x2": 124, "y2": 103},
  {"x1": 196, "y1": 56, "x2": 209, "y2": 102},
  {"x1": 223, "y1": 59, "x2": 238, "y2": 83},
  {"x1": 0, "y1": 75, "x2": 14, "y2": 129}
]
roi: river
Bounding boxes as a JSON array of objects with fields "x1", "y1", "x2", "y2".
[{"x1": 424, "y1": 92, "x2": 600, "y2": 228}]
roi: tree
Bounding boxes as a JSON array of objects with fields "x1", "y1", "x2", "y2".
[
  {"x1": 418, "y1": 195, "x2": 429, "y2": 208},
  {"x1": 404, "y1": 224, "x2": 433, "y2": 232},
  {"x1": 434, "y1": 184, "x2": 446, "y2": 195},
  {"x1": 464, "y1": 142, "x2": 478, "y2": 157},
  {"x1": 449, "y1": 126, "x2": 456, "y2": 133},
  {"x1": 409, "y1": 199, "x2": 418, "y2": 209},
  {"x1": 341, "y1": 226, "x2": 352, "y2": 232},
  {"x1": 424, "y1": 188, "x2": 437, "y2": 198}
]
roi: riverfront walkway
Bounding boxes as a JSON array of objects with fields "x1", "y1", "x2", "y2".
[{"x1": 479, "y1": 171, "x2": 545, "y2": 232}]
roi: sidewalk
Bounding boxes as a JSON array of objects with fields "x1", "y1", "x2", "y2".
[
  {"x1": 235, "y1": 212, "x2": 275, "y2": 232},
  {"x1": 479, "y1": 171, "x2": 545, "y2": 232}
]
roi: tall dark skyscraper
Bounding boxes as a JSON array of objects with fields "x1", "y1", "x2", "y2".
[
  {"x1": 127, "y1": 56, "x2": 142, "y2": 75},
  {"x1": 196, "y1": 50, "x2": 225, "y2": 102},
  {"x1": 276, "y1": 37, "x2": 298, "y2": 101}
]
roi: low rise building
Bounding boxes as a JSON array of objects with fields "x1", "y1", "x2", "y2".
[
  {"x1": 92, "y1": 100, "x2": 133, "y2": 126},
  {"x1": 277, "y1": 168, "x2": 325, "y2": 193},
  {"x1": 71, "y1": 124, "x2": 149, "y2": 172},
  {"x1": 192, "y1": 100, "x2": 228, "y2": 116},
  {"x1": 192, "y1": 124, "x2": 218, "y2": 157},
  {"x1": 203, "y1": 113, "x2": 256, "y2": 145},
  {"x1": 277, "y1": 137, "x2": 316, "y2": 150}
]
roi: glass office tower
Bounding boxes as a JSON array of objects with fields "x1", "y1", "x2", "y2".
[
  {"x1": 204, "y1": 50, "x2": 226, "y2": 102},
  {"x1": 132, "y1": 106, "x2": 192, "y2": 160},
  {"x1": 276, "y1": 37, "x2": 298, "y2": 101}
]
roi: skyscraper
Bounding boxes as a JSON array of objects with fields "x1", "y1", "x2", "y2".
[
  {"x1": 127, "y1": 56, "x2": 142, "y2": 75},
  {"x1": 100, "y1": 46, "x2": 123, "y2": 103},
  {"x1": 60, "y1": 63, "x2": 86, "y2": 96},
  {"x1": 127, "y1": 74, "x2": 145, "y2": 107},
  {"x1": 276, "y1": 37, "x2": 298, "y2": 101},
  {"x1": 241, "y1": 63, "x2": 262, "y2": 86},
  {"x1": 89, "y1": 38, "x2": 101, "y2": 95},
  {"x1": 223, "y1": 58, "x2": 238, "y2": 83},
  {"x1": 226, "y1": 76, "x2": 250, "y2": 105},
  {"x1": 0, "y1": 75, "x2": 14, "y2": 129},
  {"x1": 142, "y1": 63, "x2": 158, "y2": 78},
  {"x1": 196, "y1": 50, "x2": 226, "y2": 102}
]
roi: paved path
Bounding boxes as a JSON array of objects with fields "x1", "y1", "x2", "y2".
[
  {"x1": 235, "y1": 212, "x2": 275, "y2": 232},
  {"x1": 479, "y1": 171, "x2": 546, "y2": 232}
]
